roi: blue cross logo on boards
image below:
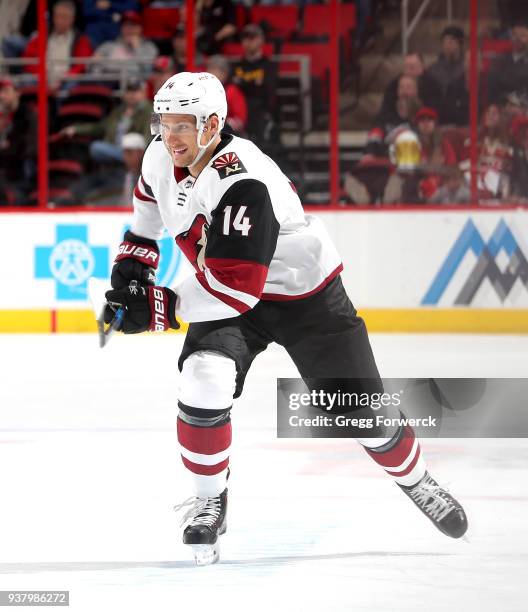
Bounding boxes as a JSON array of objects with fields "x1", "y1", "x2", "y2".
[
  {"x1": 422, "y1": 218, "x2": 528, "y2": 306},
  {"x1": 35, "y1": 224, "x2": 109, "y2": 300}
]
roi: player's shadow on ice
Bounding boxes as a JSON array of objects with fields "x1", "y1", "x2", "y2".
[{"x1": 0, "y1": 552, "x2": 453, "y2": 574}]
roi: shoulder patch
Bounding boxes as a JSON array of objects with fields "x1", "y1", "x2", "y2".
[{"x1": 212, "y1": 152, "x2": 247, "y2": 179}]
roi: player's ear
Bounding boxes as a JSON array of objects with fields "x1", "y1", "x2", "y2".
[
  {"x1": 203, "y1": 116, "x2": 219, "y2": 144},
  {"x1": 209, "y1": 115, "x2": 220, "y2": 134}
]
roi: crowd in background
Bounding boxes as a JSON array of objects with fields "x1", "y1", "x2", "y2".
[
  {"x1": 346, "y1": 5, "x2": 528, "y2": 205},
  {"x1": 1, "y1": 0, "x2": 528, "y2": 206},
  {"x1": 0, "y1": 0, "x2": 284, "y2": 205}
]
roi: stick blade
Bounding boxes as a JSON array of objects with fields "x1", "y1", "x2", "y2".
[{"x1": 87, "y1": 278, "x2": 119, "y2": 348}]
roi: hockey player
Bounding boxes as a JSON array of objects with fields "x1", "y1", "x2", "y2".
[{"x1": 104, "y1": 72, "x2": 468, "y2": 565}]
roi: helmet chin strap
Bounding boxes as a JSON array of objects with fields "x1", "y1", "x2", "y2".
[{"x1": 187, "y1": 122, "x2": 214, "y2": 170}]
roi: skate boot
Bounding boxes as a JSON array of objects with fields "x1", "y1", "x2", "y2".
[
  {"x1": 174, "y1": 488, "x2": 228, "y2": 566},
  {"x1": 398, "y1": 471, "x2": 468, "y2": 538}
]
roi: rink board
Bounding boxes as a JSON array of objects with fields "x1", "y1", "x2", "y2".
[{"x1": 2, "y1": 208, "x2": 528, "y2": 333}]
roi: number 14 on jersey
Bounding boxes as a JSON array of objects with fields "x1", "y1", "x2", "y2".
[{"x1": 222, "y1": 205, "x2": 252, "y2": 236}]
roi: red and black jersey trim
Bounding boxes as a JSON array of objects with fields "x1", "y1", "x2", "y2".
[
  {"x1": 261, "y1": 264, "x2": 344, "y2": 301},
  {"x1": 196, "y1": 273, "x2": 251, "y2": 314},
  {"x1": 174, "y1": 166, "x2": 190, "y2": 183},
  {"x1": 134, "y1": 174, "x2": 157, "y2": 203},
  {"x1": 207, "y1": 179, "x2": 279, "y2": 267},
  {"x1": 205, "y1": 257, "x2": 268, "y2": 299}
]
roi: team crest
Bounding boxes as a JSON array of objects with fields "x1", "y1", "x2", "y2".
[
  {"x1": 212, "y1": 152, "x2": 247, "y2": 179},
  {"x1": 176, "y1": 214, "x2": 209, "y2": 272}
]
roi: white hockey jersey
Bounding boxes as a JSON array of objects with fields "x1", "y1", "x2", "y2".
[{"x1": 131, "y1": 133, "x2": 342, "y2": 323}]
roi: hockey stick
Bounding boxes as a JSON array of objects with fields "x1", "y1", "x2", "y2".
[
  {"x1": 96, "y1": 304, "x2": 125, "y2": 348},
  {"x1": 88, "y1": 278, "x2": 134, "y2": 348}
]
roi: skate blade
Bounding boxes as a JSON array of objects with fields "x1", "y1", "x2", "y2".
[{"x1": 191, "y1": 543, "x2": 220, "y2": 566}]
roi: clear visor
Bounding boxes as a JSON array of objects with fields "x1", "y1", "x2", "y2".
[{"x1": 150, "y1": 113, "x2": 197, "y2": 137}]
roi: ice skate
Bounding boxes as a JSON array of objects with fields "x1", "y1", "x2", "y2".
[
  {"x1": 174, "y1": 489, "x2": 228, "y2": 566},
  {"x1": 398, "y1": 471, "x2": 468, "y2": 538}
]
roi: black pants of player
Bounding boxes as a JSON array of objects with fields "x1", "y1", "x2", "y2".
[{"x1": 178, "y1": 276, "x2": 382, "y2": 400}]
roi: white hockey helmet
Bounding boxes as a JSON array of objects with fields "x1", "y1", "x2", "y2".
[{"x1": 152, "y1": 71, "x2": 227, "y2": 167}]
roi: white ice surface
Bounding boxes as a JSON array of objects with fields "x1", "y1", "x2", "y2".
[{"x1": 0, "y1": 333, "x2": 527, "y2": 611}]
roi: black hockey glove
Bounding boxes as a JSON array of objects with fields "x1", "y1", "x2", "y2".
[
  {"x1": 111, "y1": 230, "x2": 160, "y2": 289},
  {"x1": 104, "y1": 284, "x2": 179, "y2": 334}
]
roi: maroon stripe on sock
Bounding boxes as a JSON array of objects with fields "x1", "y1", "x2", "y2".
[
  {"x1": 385, "y1": 443, "x2": 421, "y2": 477},
  {"x1": 177, "y1": 417, "x2": 231, "y2": 455},
  {"x1": 181, "y1": 456, "x2": 229, "y2": 476},
  {"x1": 365, "y1": 425, "x2": 416, "y2": 469}
]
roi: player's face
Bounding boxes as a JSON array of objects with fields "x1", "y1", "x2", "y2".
[{"x1": 160, "y1": 113, "x2": 199, "y2": 167}]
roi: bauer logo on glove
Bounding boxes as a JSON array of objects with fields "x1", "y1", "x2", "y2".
[
  {"x1": 104, "y1": 283, "x2": 179, "y2": 334},
  {"x1": 111, "y1": 230, "x2": 160, "y2": 289}
]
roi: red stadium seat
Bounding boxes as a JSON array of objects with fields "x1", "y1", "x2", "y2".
[
  {"x1": 250, "y1": 6, "x2": 299, "y2": 39},
  {"x1": 48, "y1": 160, "x2": 83, "y2": 177},
  {"x1": 235, "y1": 5, "x2": 248, "y2": 30},
  {"x1": 64, "y1": 84, "x2": 114, "y2": 112},
  {"x1": 142, "y1": 7, "x2": 180, "y2": 39},
  {"x1": 58, "y1": 103, "x2": 104, "y2": 126},
  {"x1": 280, "y1": 42, "x2": 330, "y2": 78},
  {"x1": 302, "y1": 4, "x2": 356, "y2": 37},
  {"x1": 302, "y1": 5, "x2": 331, "y2": 37}
]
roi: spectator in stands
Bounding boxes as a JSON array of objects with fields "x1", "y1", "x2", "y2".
[
  {"x1": 510, "y1": 115, "x2": 528, "y2": 200},
  {"x1": 426, "y1": 26, "x2": 465, "y2": 120},
  {"x1": 416, "y1": 107, "x2": 457, "y2": 168},
  {"x1": 206, "y1": 55, "x2": 247, "y2": 136},
  {"x1": 503, "y1": 91, "x2": 528, "y2": 127},
  {"x1": 461, "y1": 103, "x2": 513, "y2": 200},
  {"x1": 121, "y1": 132, "x2": 145, "y2": 203},
  {"x1": 196, "y1": 0, "x2": 237, "y2": 56},
  {"x1": 415, "y1": 106, "x2": 457, "y2": 200},
  {"x1": 232, "y1": 24, "x2": 278, "y2": 148},
  {"x1": 383, "y1": 128, "x2": 424, "y2": 204},
  {"x1": 170, "y1": 23, "x2": 205, "y2": 73},
  {"x1": 0, "y1": 0, "x2": 33, "y2": 68},
  {"x1": 70, "y1": 131, "x2": 146, "y2": 205},
  {"x1": 91, "y1": 11, "x2": 158, "y2": 82},
  {"x1": 488, "y1": 17, "x2": 528, "y2": 105},
  {"x1": 344, "y1": 127, "x2": 393, "y2": 205},
  {"x1": 375, "y1": 74, "x2": 422, "y2": 136},
  {"x1": 23, "y1": 0, "x2": 93, "y2": 90},
  {"x1": 378, "y1": 53, "x2": 441, "y2": 128},
  {"x1": 441, "y1": 49, "x2": 471, "y2": 126},
  {"x1": 171, "y1": 24, "x2": 188, "y2": 73},
  {"x1": 148, "y1": 56, "x2": 174, "y2": 99},
  {"x1": 0, "y1": 77, "x2": 37, "y2": 205},
  {"x1": 427, "y1": 166, "x2": 471, "y2": 204},
  {"x1": 60, "y1": 79, "x2": 151, "y2": 164},
  {"x1": 383, "y1": 108, "x2": 456, "y2": 203},
  {"x1": 82, "y1": 0, "x2": 141, "y2": 48}
]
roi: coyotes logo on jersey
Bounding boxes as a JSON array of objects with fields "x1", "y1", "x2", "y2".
[
  {"x1": 176, "y1": 214, "x2": 209, "y2": 272},
  {"x1": 212, "y1": 152, "x2": 247, "y2": 179}
]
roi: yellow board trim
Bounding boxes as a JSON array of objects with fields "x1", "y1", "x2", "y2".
[
  {"x1": 0, "y1": 310, "x2": 52, "y2": 333},
  {"x1": 361, "y1": 308, "x2": 528, "y2": 334},
  {"x1": 0, "y1": 310, "x2": 188, "y2": 333},
  {"x1": 0, "y1": 309, "x2": 526, "y2": 334}
]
